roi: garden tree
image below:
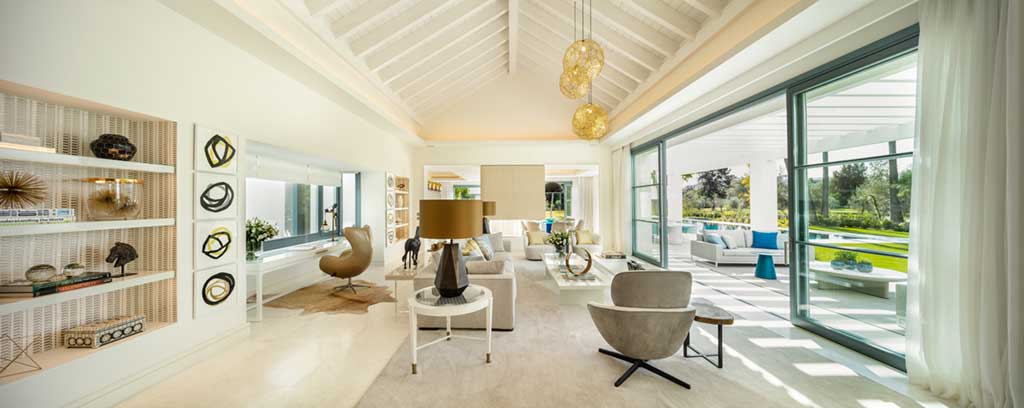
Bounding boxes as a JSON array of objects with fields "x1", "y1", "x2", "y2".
[
  {"x1": 697, "y1": 168, "x2": 736, "y2": 210},
  {"x1": 730, "y1": 174, "x2": 751, "y2": 207},
  {"x1": 777, "y1": 168, "x2": 789, "y2": 227},
  {"x1": 851, "y1": 162, "x2": 892, "y2": 221},
  {"x1": 831, "y1": 163, "x2": 867, "y2": 206}
]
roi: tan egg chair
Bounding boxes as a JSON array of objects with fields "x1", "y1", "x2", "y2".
[{"x1": 319, "y1": 225, "x2": 373, "y2": 293}]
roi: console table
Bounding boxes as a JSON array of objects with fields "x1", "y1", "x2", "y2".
[{"x1": 245, "y1": 240, "x2": 346, "y2": 321}]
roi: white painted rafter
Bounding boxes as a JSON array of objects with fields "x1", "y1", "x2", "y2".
[
  {"x1": 364, "y1": 0, "x2": 497, "y2": 72},
  {"x1": 414, "y1": 58, "x2": 509, "y2": 113},
  {"x1": 407, "y1": 46, "x2": 510, "y2": 106},
  {"x1": 621, "y1": 0, "x2": 701, "y2": 39},
  {"x1": 401, "y1": 37, "x2": 509, "y2": 98},
  {"x1": 683, "y1": 0, "x2": 726, "y2": 18},
  {"x1": 305, "y1": 0, "x2": 343, "y2": 17},
  {"x1": 419, "y1": 63, "x2": 510, "y2": 117},
  {"x1": 391, "y1": 26, "x2": 508, "y2": 92},
  {"x1": 508, "y1": 0, "x2": 519, "y2": 74},
  {"x1": 378, "y1": 5, "x2": 508, "y2": 82},
  {"x1": 518, "y1": 24, "x2": 637, "y2": 94},
  {"x1": 585, "y1": 0, "x2": 680, "y2": 55},
  {"x1": 330, "y1": 0, "x2": 405, "y2": 38},
  {"x1": 348, "y1": 0, "x2": 450, "y2": 57},
  {"x1": 517, "y1": 46, "x2": 618, "y2": 108}
]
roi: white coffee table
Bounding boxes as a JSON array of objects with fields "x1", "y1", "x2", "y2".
[
  {"x1": 542, "y1": 253, "x2": 612, "y2": 305},
  {"x1": 408, "y1": 285, "x2": 493, "y2": 374}
]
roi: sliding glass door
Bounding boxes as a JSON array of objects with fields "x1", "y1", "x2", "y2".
[
  {"x1": 631, "y1": 143, "x2": 666, "y2": 266},
  {"x1": 788, "y1": 38, "x2": 918, "y2": 370}
]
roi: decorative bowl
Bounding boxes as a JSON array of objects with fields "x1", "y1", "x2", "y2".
[
  {"x1": 89, "y1": 134, "x2": 136, "y2": 161},
  {"x1": 82, "y1": 178, "x2": 143, "y2": 220},
  {"x1": 25, "y1": 264, "x2": 57, "y2": 282}
]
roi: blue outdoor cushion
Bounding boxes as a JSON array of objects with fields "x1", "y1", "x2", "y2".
[
  {"x1": 704, "y1": 233, "x2": 726, "y2": 248},
  {"x1": 751, "y1": 231, "x2": 779, "y2": 250}
]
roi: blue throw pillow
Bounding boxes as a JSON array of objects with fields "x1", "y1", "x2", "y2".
[
  {"x1": 751, "y1": 231, "x2": 779, "y2": 250},
  {"x1": 704, "y1": 233, "x2": 726, "y2": 248}
]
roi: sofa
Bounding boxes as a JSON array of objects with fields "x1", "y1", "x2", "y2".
[
  {"x1": 522, "y1": 231, "x2": 555, "y2": 260},
  {"x1": 690, "y1": 229, "x2": 790, "y2": 266},
  {"x1": 414, "y1": 236, "x2": 516, "y2": 330}
]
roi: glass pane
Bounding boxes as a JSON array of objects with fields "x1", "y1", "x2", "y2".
[
  {"x1": 802, "y1": 243, "x2": 907, "y2": 354},
  {"x1": 633, "y1": 148, "x2": 659, "y2": 186},
  {"x1": 245, "y1": 178, "x2": 287, "y2": 231},
  {"x1": 633, "y1": 186, "x2": 659, "y2": 223},
  {"x1": 633, "y1": 220, "x2": 661, "y2": 260}
]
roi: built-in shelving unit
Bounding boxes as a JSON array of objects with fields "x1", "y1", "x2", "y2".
[
  {"x1": 386, "y1": 173, "x2": 410, "y2": 246},
  {"x1": 0, "y1": 271, "x2": 175, "y2": 315},
  {"x1": 0, "y1": 82, "x2": 178, "y2": 382},
  {"x1": 0, "y1": 218, "x2": 176, "y2": 237}
]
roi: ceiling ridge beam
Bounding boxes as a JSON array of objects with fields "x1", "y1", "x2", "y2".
[
  {"x1": 349, "y1": 0, "x2": 452, "y2": 57},
  {"x1": 519, "y1": 12, "x2": 648, "y2": 83},
  {"x1": 584, "y1": 0, "x2": 680, "y2": 55},
  {"x1": 419, "y1": 67, "x2": 509, "y2": 118},
  {"x1": 524, "y1": 0, "x2": 662, "y2": 72},
  {"x1": 406, "y1": 47, "x2": 510, "y2": 104},
  {"x1": 397, "y1": 32, "x2": 507, "y2": 95},
  {"x1": 509, "y1": 0, "x2": 519, "y2": 74},
  {"x1": 621, "y1": 0, "x2": 701, "y2": 39},
  {"x1": 416, "y1": 62, "x2": 509, "y2": 115},
  {"x1": 330, "y1": 0, "x2": 407, "y2": 38},
  {"x1": 364, "y1": 0, "x2": 499, "y2": 72},
  {"x1": 518, "y1": 27, "x2": 637, "y2": 94},
  {"x1": 379, "y1": 8, "x2": 508, "y2": 82},
  {"x1": 401, "y1": 41, "x2": 509, "y2": 102},
  {"x1": 391, "y1": 27, "x2": 508, "y2": 92}
]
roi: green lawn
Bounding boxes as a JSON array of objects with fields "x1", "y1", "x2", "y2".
[
  {"x1": 813, "y1": 243, "x2": 909, "y2": 272},
  {"x1": 809, "y1": 225, "x2": 910, "y2": 238}
]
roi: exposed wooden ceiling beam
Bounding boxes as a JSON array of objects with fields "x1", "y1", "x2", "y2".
[
  {"x1": 397, "y1": 34, "x2": 507, "y2": 95},
  {"x1": 403, "y1": 50, "x2": 507, "y2": 107},
  {"x1": 364, "y1": 0, "x2": 497, "y2": 71},
  {"x1": 418, "y1": 64, "x2": 509, "y2": 118},
  {"x1": 519, "y1": 11, "x2": 648, "y2": 84},
  {"x1": 390, "y1": 27, "x2": 508, "y2": 92},
  {"x1": 416, "y1": 62, "x2": 509, "y2": 115},
  {"x1": 621, "y1": 0, "x2": 701, "y2": 39},
  {"x1": 349, "y1": 0, "x2": 450, "y2": 57},
  {"x1": 683, "y1": 0, "x2": 725, "y2": 18},
  {"x1": 378, "y1": 7, "x2": 507, "y2": 82},
  {"x1": 525, "y1": 0, "x2": 662, "y2": 72},
  {"x1": 330, "y1": 0, "x2": 405, "y2": 38},
  {"x1": 401, "y1": 42, "x2": 509, "y2": 100},
  {"x1": 508, "y1": 0, "x2": 519, "y2": 74},
  {"x1": 585, "y1": 0, "x2": 680, "y2": 55}
]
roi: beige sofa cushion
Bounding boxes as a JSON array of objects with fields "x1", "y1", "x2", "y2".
[
  {"x1": 526, "y1": 231, "x2": 548, "y2": 245},
  {"x1": 575, "y1": 230, "x2": 596, "y2": 245},
  {"x1": 466, "y1": 259, "x2": 510, "y2": 274},
  {"x1": 522, "y1": 220, "x2": 540, "y2": 231}
]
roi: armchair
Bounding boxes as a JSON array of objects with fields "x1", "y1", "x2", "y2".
[
  {"x1": 571, "y1": 230, "x2": 602, "y2": 255},
  {"x1": 522, "y1": 230, "x2": 554, "y2": 261},
  {"x1": 588, "y1": 270, "x2": 696, "y2": 388},
  {"x1": 318, "y1": 225, "x2": 373, "y2": 293}
]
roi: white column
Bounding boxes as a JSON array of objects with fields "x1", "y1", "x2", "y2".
[
  {"x1": 666, "y1": 168, "x2": 683, "y2": 224},
  {"x1": 749, "y1": 160, "x2": 779, "y2": 232}
]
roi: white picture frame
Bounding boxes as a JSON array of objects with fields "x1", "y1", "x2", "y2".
[
  {"x1": 195, "y1": 173, "x2": 238, "y2": 220},
  {"x1": 194, "y1": 220, "x2": 238, "y2": 270},
  {"x1": 194, "y1": 125, "x2": 238, "y2": 174}
]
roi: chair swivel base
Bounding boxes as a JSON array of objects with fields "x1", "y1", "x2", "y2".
[
  {"x1": 333, "y1": 278, "x2": 370, "y2": 294},
  {"x1": 598, "y1": 348, "x2": 691, "y2": 389}
]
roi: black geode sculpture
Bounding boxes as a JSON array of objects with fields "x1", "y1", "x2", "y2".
[{"x1": 90, "y1": 134, "x2": 137, "y2": 161}]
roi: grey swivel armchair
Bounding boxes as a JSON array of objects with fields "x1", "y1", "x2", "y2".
[{"x1": 587, "y1": 270, "x2": 697, "y2": 388}]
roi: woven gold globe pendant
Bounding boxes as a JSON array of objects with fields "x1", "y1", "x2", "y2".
[
  {"x1": 559, "y1": 67, "x2": 590, "y2": 100},
  {"x1": 563, "y1": 39, "x2": 604, "y2": 81},
  {"x1": 572, "y1": 103, "x2": 609, "y2": 140}
]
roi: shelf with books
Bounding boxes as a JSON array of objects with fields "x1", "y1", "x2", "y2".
[
  {"x1": 0, "y1": 320, "x2": 173, "y2": 385},
  {"x1": 0, "y1": 218, "x2": 175, "y2": 237},
  {"x1": 0, "y1": 271, "x2": 174, "y2": 316}
]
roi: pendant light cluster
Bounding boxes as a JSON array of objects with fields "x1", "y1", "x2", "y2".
[{"x1": 560, "y1": 0, "x2": 608, "y2": 140}]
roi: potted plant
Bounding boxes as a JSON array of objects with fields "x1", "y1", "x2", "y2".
[
  {"x1": 856, "y1": 259, "x2": 873, "y2": 273},
  {"x1": 246, "y1": 218, "x2": 279, "y2": 261},
  {"x1": 546, "y1": 231, "x2": 571, "y2": 257},
  {"x1": 831, "y1": 251, "x2": 858, "y2": 270}
]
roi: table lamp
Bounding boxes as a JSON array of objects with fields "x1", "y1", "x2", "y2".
[
  {"x1": 482, "y1": 201, "x2": 496, "y2": 234},
  {"x1": 419, "y1": 199, "x2": 483, "y2": 297}
]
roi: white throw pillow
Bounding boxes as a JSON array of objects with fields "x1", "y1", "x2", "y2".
[
  {"x1": 721, "y1": 234, "x2": 738, "y2": 249},
  {"x1": 487, "y1": 232, "x2": 505, "y2": 252}
]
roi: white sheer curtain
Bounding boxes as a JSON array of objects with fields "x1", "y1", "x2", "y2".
[
  {"x1": 609, "y1": 146, "x2": 630, "y2": 252},
  {"x1": 571, "y1": 176, "x2": 596, "y2": 232},
  {"x1": 909, "y1": 0, "x2": 1022, "y2": 406}
]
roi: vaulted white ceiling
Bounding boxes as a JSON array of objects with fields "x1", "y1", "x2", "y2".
[{"x1": 284, "y1": 0, "x2": 736, "y2": 125}]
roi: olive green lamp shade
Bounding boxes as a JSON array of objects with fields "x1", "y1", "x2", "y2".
[{"x1": 419, "y1": 199, "x2": 484, "y2": 239}]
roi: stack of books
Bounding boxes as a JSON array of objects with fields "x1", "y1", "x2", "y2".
[
  {"x1": 0, "y1": 272, "x2": 113, "y2": 298},
  {"x1": 601, "y1": 251, "x2": 626, "y2": 259},
  {"x1": 0, "y1": 209, "x2": 76, "y2": 225}
]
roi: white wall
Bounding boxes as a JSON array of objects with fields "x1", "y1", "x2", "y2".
[
  {"x1": 412, "y1": 141, "x2": 614, "y2": 245},
  {"x1": 0, "y1": 0, "x2": 413, "y2": 405}
]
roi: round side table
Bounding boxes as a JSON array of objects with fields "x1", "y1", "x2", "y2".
[{"x1": 408, "y1": 285, "x2": 493, "y2": 374}]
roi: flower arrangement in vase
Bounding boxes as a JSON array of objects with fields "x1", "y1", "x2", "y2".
[
  {"x1": 546, "y1": 231, "x2": 571, "y2": 257},
  {"x1": 245, "y1": 218, "x2": 279, "y2": 261}
]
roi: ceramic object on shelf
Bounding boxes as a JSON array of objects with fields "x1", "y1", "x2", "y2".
[
  {"x1": 89, "y1": 134, "x2": 136, "y2": 161},
  {"x1": 25, "y1": 264, "x2": 58, "y2": 282},
  {"x1": 62, "y1": 262, "x2": 87, "y2": 277},
  {"x1": 82, "y1": 178, "x2": 142, "y2": 220},
  {"x1": 856, "y1": 262, "x2": 874, "y2": 273}
]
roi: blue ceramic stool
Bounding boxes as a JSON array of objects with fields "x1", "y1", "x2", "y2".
[{"x1": 754, "y1": 254, "x2": 777, "y2": 280}]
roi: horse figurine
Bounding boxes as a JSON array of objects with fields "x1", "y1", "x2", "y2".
[
  {"x1": 106, "y1": 242, "x2": 138, "y2": 277},
  {"x1": 401, "y1": 227, "x2": 421, "y2": 270}
]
